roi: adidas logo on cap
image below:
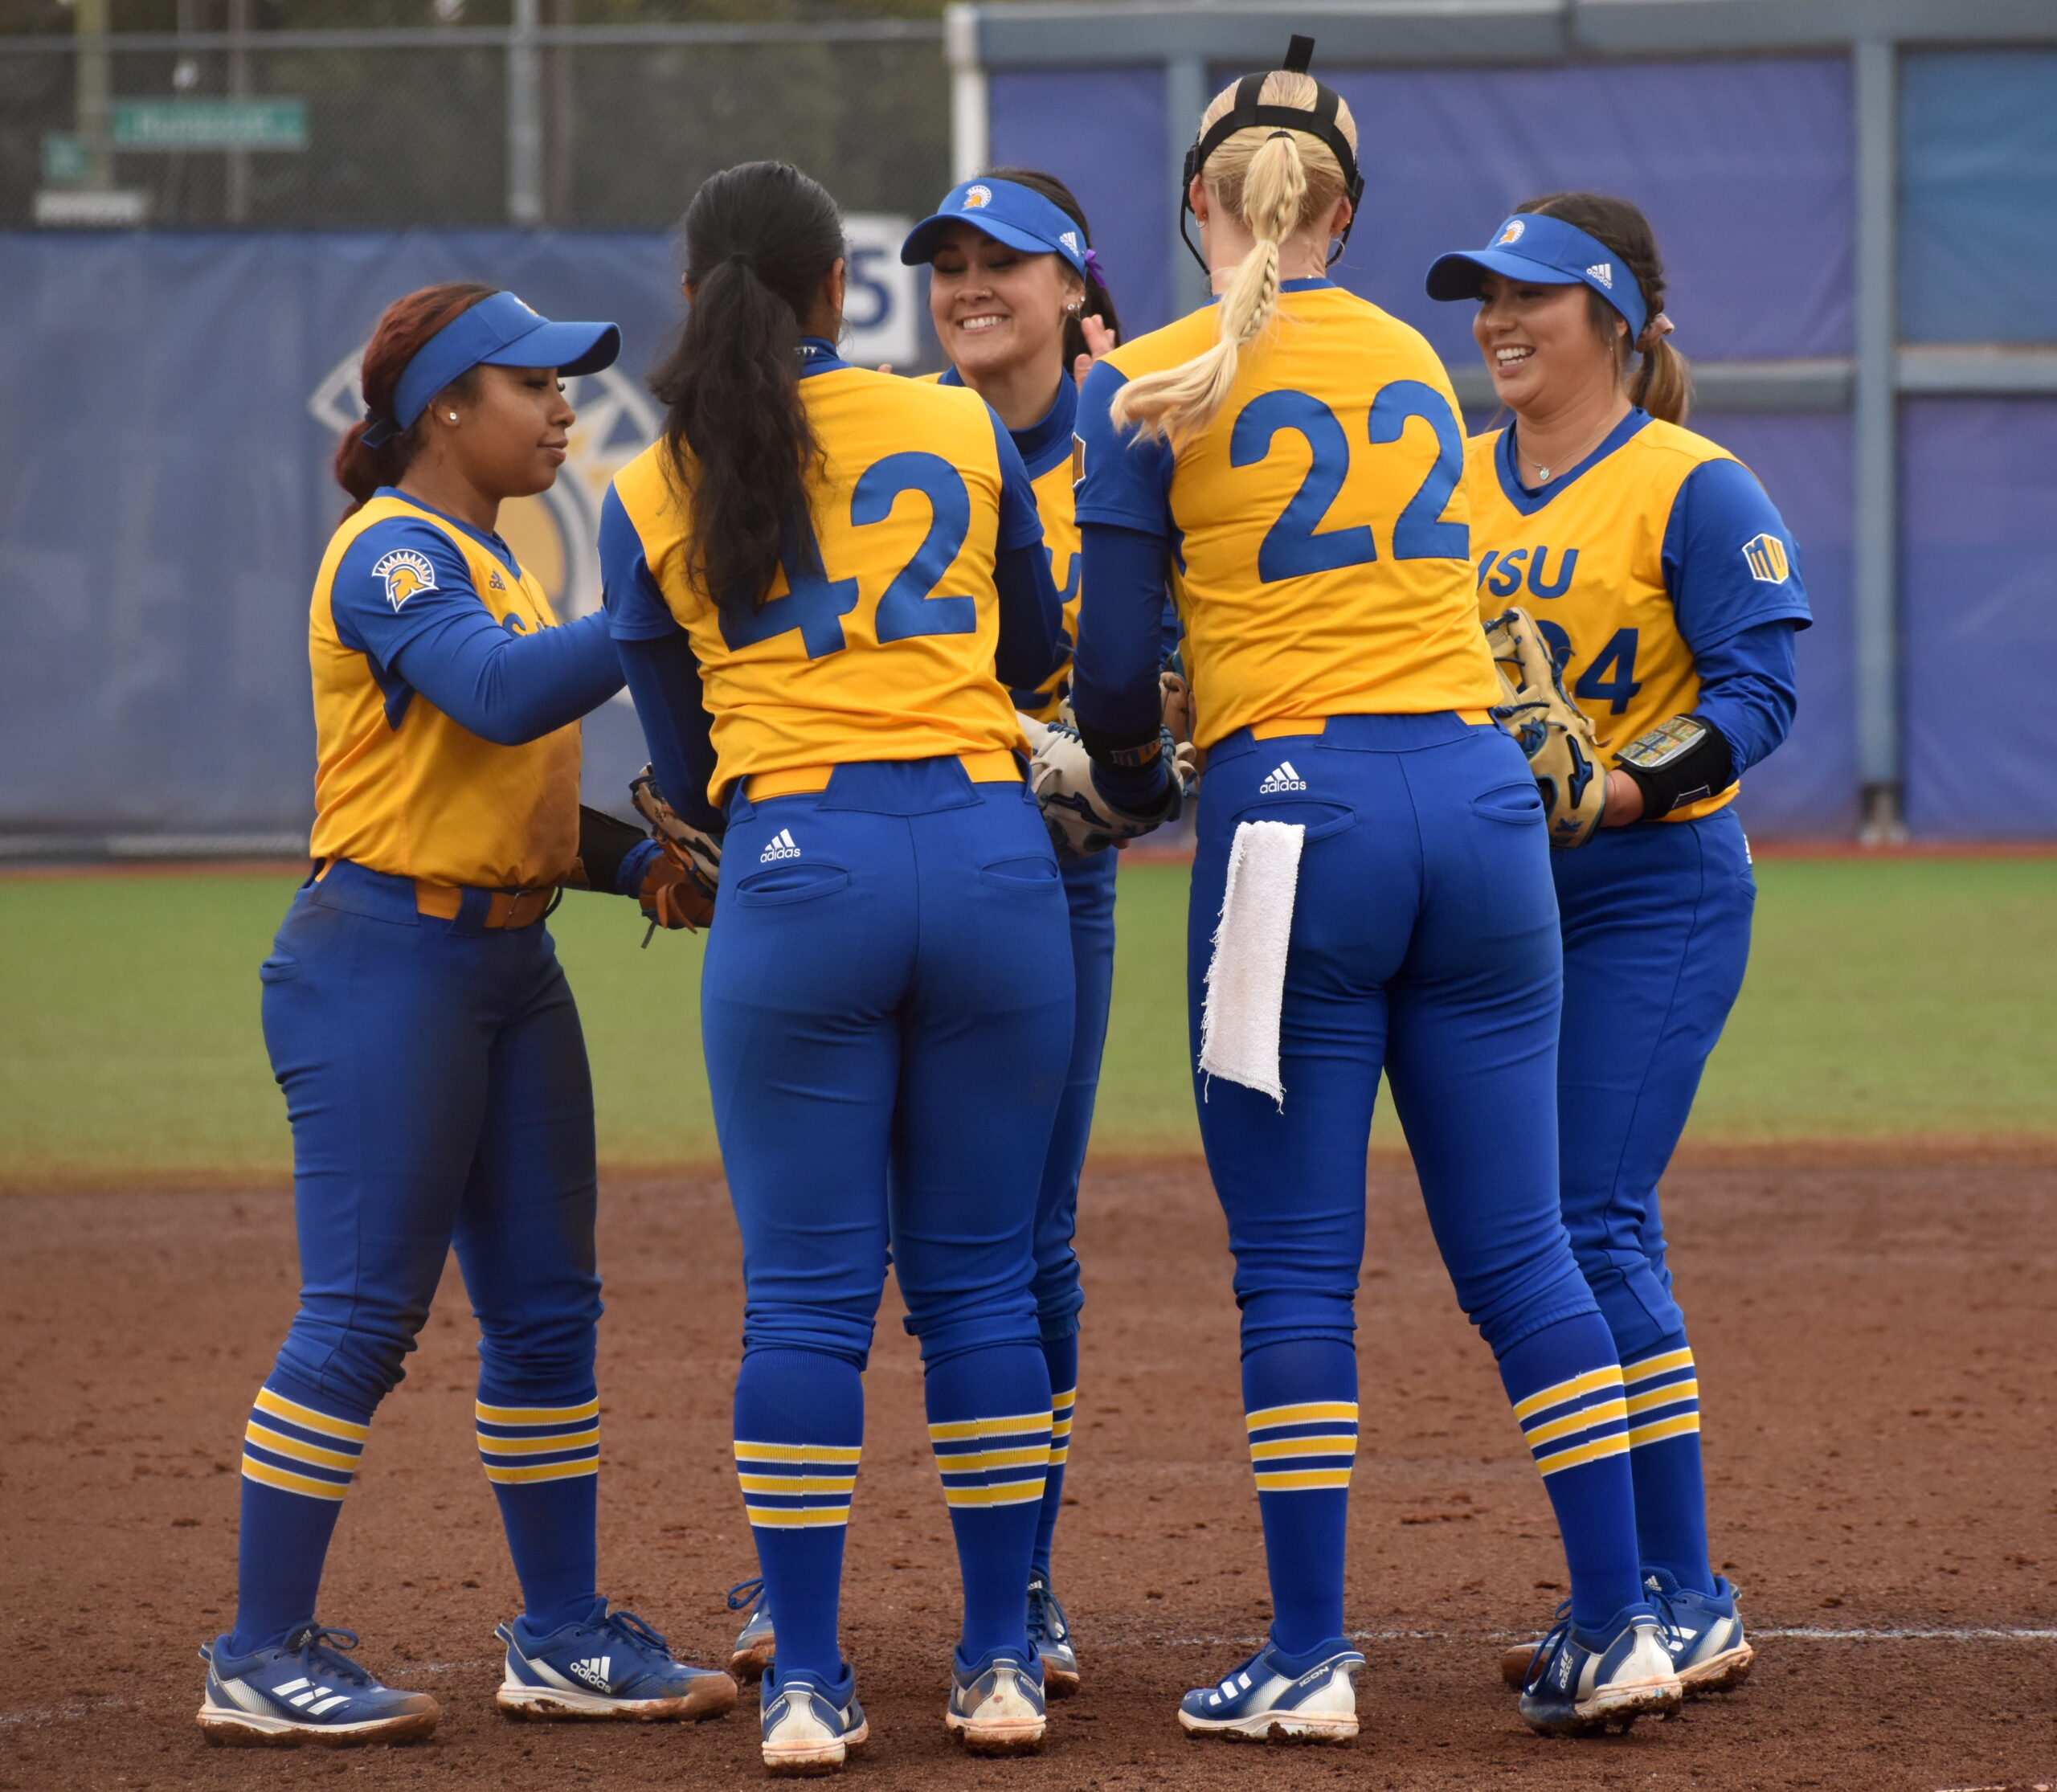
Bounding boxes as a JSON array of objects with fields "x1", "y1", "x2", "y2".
[
  {"x1": 1585, "y1": 261, "x2": 1614, "y2": 288},
  {"x1": 1258, "y1": 762, "x2": 1307, "y2": 794},
  {"x1": 759, "y1": 828, "x2": 801, "y2": 862}
]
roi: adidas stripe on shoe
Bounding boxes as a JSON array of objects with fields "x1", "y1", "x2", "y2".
[
  {"x1": 1177, "y1": 1642, "x2": 1362, "y2": 1744},
  {"x1": 1499, "y1": 1573, "x2": 1753, "y2": 1698},
  {"x1": 197, "y1": 1626, "x2": 439, "y2": 1747},
  {"x1": 1516, "y1": 1602, "x2": 1683, "y2": 1736},
  {"x1": 495, "y1": 1602, "x2": 736, "y2": 1721}
]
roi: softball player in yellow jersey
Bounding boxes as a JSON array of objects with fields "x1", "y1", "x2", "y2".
[
  {"x1": 1429, "y1": 192, "x2": 1810, "y2": 1698},
  {"x1": 601, "y1": 160, "x2": 1071, "y2": 1773},
  {"x1": 1069, "y1": 43, "x2": 1681, "y2": 1741},
  {"x1": 198, "y1": 284, "x2": 730, "y2": 1747}
]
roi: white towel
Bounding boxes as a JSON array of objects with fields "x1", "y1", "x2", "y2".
[{"x1": 1199, "y1": 819, "x2": 1306, "y2": 1107}]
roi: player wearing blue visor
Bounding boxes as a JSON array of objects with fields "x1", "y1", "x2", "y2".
[
  {"x1": 197, "y1": 284, "x2": 731, "y2": 1748},
  {"x1": 1429, "y1": 192, "x2": 1812, "y2": 1711}
]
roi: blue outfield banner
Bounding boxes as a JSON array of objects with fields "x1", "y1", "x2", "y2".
[{"x1": 0, "y1": 231, "x2": 693, "y2": 838}]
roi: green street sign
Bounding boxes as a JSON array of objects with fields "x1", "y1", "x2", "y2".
[
  {"x1": 112, "y1": 100, "x2": 308, "y2": 151},
  {"x1": 42, "y1": 133, "x2": 88, "y2": 183}
]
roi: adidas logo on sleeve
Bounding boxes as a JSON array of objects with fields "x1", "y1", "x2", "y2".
[
  {"x1": 1258, "y1": 762, "x2": 1307, "y2": 794},
  {"x1": 759, "y1": 828, "x2": 802, "y2": 862}
]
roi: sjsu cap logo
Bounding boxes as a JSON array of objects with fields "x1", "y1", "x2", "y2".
[
  {"x1": 962, "y1": 184, "x2": 992, "y2": 210},
  {"x1": 1495, "y1": 219, "x2": 1525, "y2": 245},
  {"x1": 370, "y1": 547, "x2": 437, "y2": 612},
  {"x1": 1741, "y1": 533, "x2": 1791, "y2": 584}
]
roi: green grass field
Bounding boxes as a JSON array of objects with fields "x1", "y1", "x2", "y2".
[{"x1": 2, "y1": 857, "x2": 2053, "y2": 1187}]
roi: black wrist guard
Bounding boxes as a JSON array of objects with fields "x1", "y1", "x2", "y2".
[
  {"x1": 575, "y1": 804, "x2": 648, "y2": 898},
  {"x1": 1078, "y1": 719, "x2": 1163, "y2": 770},
  {"x1": 1615, "y1": 715, "x2": 1735, "y2": 818}
]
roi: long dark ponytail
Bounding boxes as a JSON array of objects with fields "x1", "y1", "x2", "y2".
[
  {"x1": 1515, "y1": 190, "x2": 1692, "y2": 424},
  {"x1": 980, "y1": 165, "x2": 1122, "y2": 367},
  {"x1": 333, "y1": 281, "x2": 493, "y2": 518},
  {"x1": 650, "y1": 161, "x2": 845, "y2": 614}
]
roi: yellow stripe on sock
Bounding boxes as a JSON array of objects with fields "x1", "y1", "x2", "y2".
[
  {"x1": 241, "y1": 1455, "x2": 353, "y2": 1500},
  {"x1": 1628, "y1": 1412, "x2": 1703, "y2": 1449},
  {"x1": 476, "y1": 1426, "x2": 601, "y2": 1456},
  {"x1": 243, "y1": 1422, "x2": 360, "y2": 1472},
  {"x1": 733, "y1": 1442, "x2": 862, "y2": 1466},
  {"x1": 746, "y1": 1506, "x2": 850, "y2": 1528},
  {"x1": 1253, "y1": 1467, "x2": 1353, "y2": 1491},
  {"x1": 1245, "y1": 1401, "x2": 1358, "y2": 1431},
  {"x1": 927, "y1": 1412, "x2": 1051, "y2": 1443},
  {"x1": 1621, "y1": 1348, "x2": 1695, "y2": 1385},
  {"x1": 1511, "y1": 1367, "x2": 1623, "y2": 1424},
  {"x1": 253, "y1": 1388, "x2": 370, "y2": 1442},
  {"x1": 482, "y1": 1455, "x2": 598, "y2": 1485},
  {"x1": 473, "y1": 1397, "x2": 600, "y2": 1426},
  {"x1": 1625, "y1": 1380, "x2": 1699, "y2": 1416},
  {"x1": 737, "y1": 1473, "x2": 857, "y2": 1495},
  {"x1": 944, "y1": 1482, "x2": 1048, "y2": 1508},
  {"x1": 1249, "y1": 1432, "x2": 1357, "y2": 1462},
  {"x1": 1534, "y1": 1432, "x2": 1631, "y2": 1477},
  {"x1": 1049, "y1": 1443, "x2": 1070, "y2": 1465},
  {"x1": 1523, "y1": 1397, "x2": 1629, "y2": 1450}
]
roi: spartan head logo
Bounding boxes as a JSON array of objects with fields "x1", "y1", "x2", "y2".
[
  {"x1": 1495, "y1": 219, "x2": 1525, "y2": 245},
  {"x1": 962, "y1": 184, "x2": 993, "y2": 210},
  {"x1": 370, "y1": 546, "x2": 436, "y2": 611}
]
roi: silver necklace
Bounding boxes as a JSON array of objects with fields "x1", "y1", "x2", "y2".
[{"x1": 1519, "y1": 414, "x2": 1618, "y2": 485}]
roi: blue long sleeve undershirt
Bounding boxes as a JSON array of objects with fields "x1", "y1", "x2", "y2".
[
  {"x1": 388, "y1": 605, "x2": 625, "y2": 747},
  {"x1": 1071, "y1": 522, "x2": 1176, "y2": 808},
  {"x1": 615, "y1": 632, "x2": 725, "y2": 836},
  {"x1": 1687, "y1": 618, "x2": 1799, "y2": 775}
]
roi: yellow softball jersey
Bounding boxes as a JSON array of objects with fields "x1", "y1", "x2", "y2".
[
  {"x1": 603, "y1": 350, "x2": 1043, "y2": 806},
  {"x1": 1075, "y1": 279, "x2": 1499, "y2": 748},
  {"x1": 1466, "y1": 411, "x2": 1811, "y2": 823},
  {"x1": 307, "y1": 492, "x2": 581, "y2": 888}
]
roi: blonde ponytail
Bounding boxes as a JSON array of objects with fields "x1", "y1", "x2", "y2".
[{"x1": 1111, "y1": 72, "x2": 1355, "y2": 446}]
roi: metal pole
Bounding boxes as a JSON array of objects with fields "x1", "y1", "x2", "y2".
[
  {"x1": 507, "y1": 0, "x2": 543, "y2": 227},
  {"x1": 226, "y1": 0, "x2": 251, "y2": 224},
  {"x1": 1164, "y1": 55, "x2": 1209, "y2": 321},
  {"x1": 946, "y1": 5, "x2": 988, "y2": 184},
  {"x1": 1852, "y1": 38, "x2": 1904, "y2": 842},
  {"x1": 76, "y1": 0, "x2": 112, "y2": 190}
]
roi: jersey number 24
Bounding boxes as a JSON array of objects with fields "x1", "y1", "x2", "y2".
[
  {"x1": 1229, "y1": 380, "x2": 1468, "y2": 583},
  {"x1": 719, "y1": 452, "x2": 976, "y2": 658}
]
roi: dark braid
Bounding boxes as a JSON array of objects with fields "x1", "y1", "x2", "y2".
[{"x1": 1516, "y1": 191, "x2": 1692, "y2": 423}]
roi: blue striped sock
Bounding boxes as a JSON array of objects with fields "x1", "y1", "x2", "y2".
[
  {"x1": 926, "y1": 1345, "x2": 1051, "y2": 1664},
  {"x1": 228, "y1": 1377, "x2": 371, "y2": 1654},
  {"x1": 1499, "y1": 1315, "x2": 1643, "y2": 1632},
  {"x1": 1031, "y1": 1333, "x2": 1077, "y2": 1581},
  {"x1": 476, "y1": 1382, "x2": 601, "y2": 1635},
  {"x1": 1242, "y1": 1340, "x2": 1357, "y2": 1656},
  {"x1": 734, "y1": 1348, "x2": 864, "y2": 1682},
  {"x1": 1622, "y1": 1335, "x2": 1716, "y2": 1594}
]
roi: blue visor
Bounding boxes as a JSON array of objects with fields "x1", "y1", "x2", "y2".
[
  {"x1": 1425, "y1": 213, "x2": 1646, "y2": 342},
  {"x1": 365, "y1": 289, "x2": 621, "y2": 444},
  {"x1": 900, "y1": 178, "x2": 1090, "y2": 276}
]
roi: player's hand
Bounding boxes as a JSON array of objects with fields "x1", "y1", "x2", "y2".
[
  {"x1": 629, "y1": 763, "x2": 724, "y2": 900},
  {"x1": 639, "y1": 851, "x2": 716, "y2": 932},
  {"x1": 1159, "y1": 668, "x2": 1201, "y2": 794},
  {"x1": 1071, "y1": 313, "x2": 1118, "y2": 387},
  {"x1": 1601, "y1": 768, "x2": 1646, "y2": 828}
]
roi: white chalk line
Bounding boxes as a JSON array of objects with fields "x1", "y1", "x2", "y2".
[{"x1": 6, "y1": 1632, "x2": 2053, "y2": 1731}]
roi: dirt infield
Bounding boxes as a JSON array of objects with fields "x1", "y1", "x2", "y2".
[{"x1": 3, "y1": 1157, "x2": 2053, "y2": 1791}]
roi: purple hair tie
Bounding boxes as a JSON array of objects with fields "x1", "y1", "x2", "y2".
[{"x1": 1082, "y1": 247, "x2": 1106, "y2": 284}]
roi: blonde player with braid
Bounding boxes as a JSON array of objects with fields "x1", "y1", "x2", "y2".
[{"x1": 1065, "y1": 39, "x2": 1681, "y2": 1741}]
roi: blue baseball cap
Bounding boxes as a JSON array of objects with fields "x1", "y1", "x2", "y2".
[
  {"x1": 900, "y1": 178, "x2": 1090, "y2": 276},
  {"x1": 362, "y1": 289, "x2": 621, "y2": 445},
  {"x1": 1425, "y1": 212, "x2": 1646, "y2": 342}
]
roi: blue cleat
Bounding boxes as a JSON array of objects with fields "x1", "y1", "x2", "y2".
[
  {"x1": 1025, "y1": 1574, "x2": 1080, "y2": 1697},
  {"x1": 728, "y1": 1575, "x2": 776, "y2": 1681},
  {"x1": 759, "y1": 1663, "x2": 869, "y2": 1776},
  {"x1": 1645, "y1": 1569, "x2": 1754, "y2": 1692},
  {"x1": 494, "y1": 1602, "x2": 736, "y2": 1721},
  {"x1": 946, "y1": 1647, "x2": 1046, "y2": 1755},
  {"x1": 1177, "y1": 1641, "x2": 1363, "y2": 1743},
  {"x1": 197, "y1": 1624, "x2": 439, "y2": 1747},
  {"x1": 1517, "y1": 1601, "x2": 1683, "y2": 1735}
]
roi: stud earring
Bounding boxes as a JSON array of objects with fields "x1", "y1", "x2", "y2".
[{"x1": 447, "y1": 411, "x2": 458, "y2": 421}]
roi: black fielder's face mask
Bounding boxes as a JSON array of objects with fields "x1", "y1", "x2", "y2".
[{"x1": 1180, "y1": 35, "x2": 1367, "y2": 274}]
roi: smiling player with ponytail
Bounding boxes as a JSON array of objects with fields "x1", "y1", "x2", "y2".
[
  {"x1": 1429, "y1": 193, "x2": 1811, "y2": 1702},
  {"x1": 1069, "y1": 43, "x2": 1683, "y2": 1743}
]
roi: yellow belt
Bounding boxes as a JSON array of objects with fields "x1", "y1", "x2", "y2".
[
  {"x1": 311, "y1": 860, "x2": 555, "y2": 930},
  {"x1": 1249, "y1": 709, "x2": 1493, "y2": 739},
  {"x1": 742, "y1": 748, "x2": 1021, "y2": 802}
]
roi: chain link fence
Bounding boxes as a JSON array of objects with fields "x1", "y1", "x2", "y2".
[{"x1": 2, "y1": 5, "x2": 951, "y2": 231}]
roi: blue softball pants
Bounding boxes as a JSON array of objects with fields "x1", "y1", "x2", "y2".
[
  {"x1": 1188, "y1": 713, "x2": 1597, "y2": 1357},
  {"x1": 1032, "y1": 849, "x2": 1118, "y2": 1341},
  {"x1": 259, "y1": 860, "x2": 603, "y2": 1413},
  {"x1": 1550, "y1": 807, "x2": 1755, "y2": 1361},
  {"x1": 702, "y1": 759, "x2": 1075, "y2": 1369}
]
